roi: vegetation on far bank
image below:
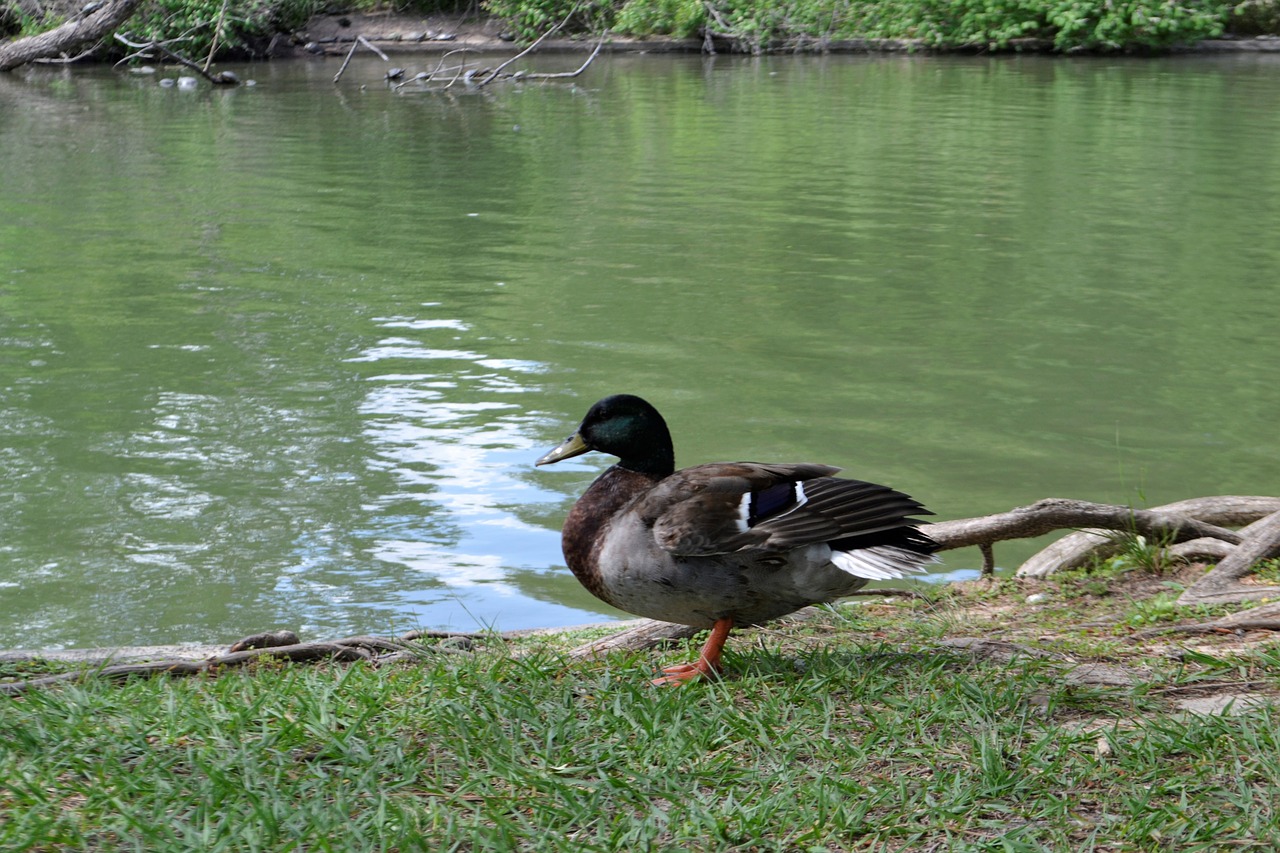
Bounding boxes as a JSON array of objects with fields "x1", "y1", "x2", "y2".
[
  {"x1": 3, "y1": 0, "x2": 1280, "y2": 63},
  {"x1": 494, "y1": 0, "x2": 1279, "y2": 51},
  {"x1": 3, "y1": 557, "x2": 1280, "y2": 851}
]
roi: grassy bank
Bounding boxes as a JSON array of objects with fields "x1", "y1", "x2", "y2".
[{"x1": 3, "y1": 565, "x2": 1279, "y2": 851}]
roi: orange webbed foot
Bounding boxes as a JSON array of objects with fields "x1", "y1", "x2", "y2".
[
  {"x1": 650, "y1": 660, "x2": 718, "y2": 687},
  {"x1": 649, "y1": 617, "x2": 734, "y2": 687}
]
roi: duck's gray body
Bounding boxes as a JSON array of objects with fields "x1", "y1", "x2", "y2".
[{"x1": 558, "y1": 458, "x2": 936, "y2": 629}]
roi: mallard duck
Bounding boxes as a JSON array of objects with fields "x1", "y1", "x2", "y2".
[{"x1": 536, "y1": 394, "x2": 937, "y2": 685}]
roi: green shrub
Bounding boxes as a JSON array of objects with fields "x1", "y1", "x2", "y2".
[
  {"x1": 849, "y1": 0, "x2": 1227, "y2": 50},
  {"x1": 606, "y1": 0, "x2": 1230, "y2": 50},
  {"x1": 615, "y1": 0, "x2": 705, "y2": 37},
  {"x1": 126, "y1": 0, "x2": 322, "y2": 58},
  {"x1": 1227, "y1": 0, "x2": 1280, "y2": 32},
  {"x1": 1046, "y1": 0, "x2": 1226, "y2": 50},
  {"x1": 483, "y1": 0, "x2": 612, "y2": 40}
]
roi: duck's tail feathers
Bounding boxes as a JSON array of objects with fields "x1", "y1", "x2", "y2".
[{"x1": 829, "y1": 527, "x2": 938, "y2": 580}]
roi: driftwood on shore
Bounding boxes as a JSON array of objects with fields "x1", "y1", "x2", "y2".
[{"x1": 3, "y1": 495, "x2": 1279, "y2": 695}]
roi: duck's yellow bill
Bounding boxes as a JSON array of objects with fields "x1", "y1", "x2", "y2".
[{"x1": 535, "y1": 432, "x2": 590, "y2": 466}]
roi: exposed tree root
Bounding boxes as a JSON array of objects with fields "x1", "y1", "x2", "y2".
[
  {"x1": 921, "y1": 497, "x2": 1271, "y2": 579},
  {"x1": 0, "y1": 629, "x2": 489, "y2": 695},
  {"x1": 1013, "y1": 496, "x2": 1280, "y2": 579},
  {"x1": 1129, "y1": 601, "x2": 1280, "y2": 640},
  {"x1": 1176, "y1": 510, "x2": 1280, "y2": 605}
]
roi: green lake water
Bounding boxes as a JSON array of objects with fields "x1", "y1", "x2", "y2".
[{"x1": 1, "y1": 52, "x2": 1277, "y2": 649}]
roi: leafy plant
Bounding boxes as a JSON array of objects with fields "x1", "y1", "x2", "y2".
[
  {"x1": 1125, "y1": 591, "x2": 1182, "y2": 626},
  {"x1": 1047, "y1": 0, "x2": 1226, "y2": 50},
  {"x1": 1253, "y1": 557, "x2": 1280, "y2": 584},
  {"x1": 615, "y1": 0, "x2": 705, "y2": 37},
  {"x1": 603, "y1": 0, "x2": 1233, "y2": 51},
  {"x1": 1093, "y1": 528, "x2": 1184, "y2": 575},
  {"x1": 0, "y1": 3, "x2": 65, "y2": 38},
  {"x1": 125, "y1": 0, "x2": 323, "y2": 58},
  {"x1": 483, "y1": 0, "x2": 612, "y2": 40},
  {"x1": 1230, "y1": 0, "x2": 1280, "y2": 32}
]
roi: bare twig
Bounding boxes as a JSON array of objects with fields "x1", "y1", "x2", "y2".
[
  {"x1": 515, "y1": 33, "x2": 605, "y2": 80},
  {"x1": 333, "y1": 35, "x2": 393, "y2": 84},
  {"x1": 431, "y1": 47, "x2": 479, "y2": 75},
  {"x1": 332, "y1": 38, "x2": 359, "y2": 84},
  {"x1": 358, "y1": 34, "x2": 390, "y2": 61},
  {"x1": 391, "y1": 48, "x2": 482, "y2": 90},
  {"x1": 32, "y1": 44, "x2": 103, "y2": 64},
  {"x1": 445, "y1": 53, "x2": 473, "y2": 89},
  {"x1": 476, "y1": 2, "x2": 579, "y2": 87},
  {"x1": 203, "y1": 0, "x2": 228, "y2": 72}
]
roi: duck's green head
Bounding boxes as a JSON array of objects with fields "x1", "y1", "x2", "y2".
[{"x1": 536, "y1": 394, "x2": 675, "y2": 477}]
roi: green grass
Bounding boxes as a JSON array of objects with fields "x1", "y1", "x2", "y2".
[{"x1": 3, "y1": 595, "x2": 1280, "y2": 851}]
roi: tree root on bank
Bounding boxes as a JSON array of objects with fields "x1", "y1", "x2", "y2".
[
  {"x1": 1010, "y1": 496, "x2": 1280, "y2": 580},
  {"x1": 0, "y1": 628, "x2": 490, "y2": 695},
  {"x1": 1175, "y1": 510, "x2": 1280, "y2": 606},
  {"x1": 1129, "y1": 601, "x2": 1280, "y2": 640},
  {"x1": 921, "y1": 496, "x2": 1280, "y2": 602}
]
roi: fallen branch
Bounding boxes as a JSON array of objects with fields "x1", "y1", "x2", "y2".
[
  {"x1": 5, "y1": 495, "x2": 1277, "y2": 692},
  {"x1": 512, "y1": 33, "x2": 605, "y2": 81},
  {"x1": 390, "y1": 47, "x2": 480, "y2": 90},
  {"x1": 113, "y1": 32, "x2": 239, "y2": 84},
  {"x1": 475, "y1": 2, "x2": 579, "y2": 87},
  {"x1": 0, "y1": 0, "x2": 142, "y2": 71}
]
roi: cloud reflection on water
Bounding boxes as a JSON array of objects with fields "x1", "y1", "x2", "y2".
[{"x1": 348, "y1": 311, "x2": 616, "y2": 632}]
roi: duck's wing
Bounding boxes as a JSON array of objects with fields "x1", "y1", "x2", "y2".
[{"x1": 637, "y1": 462, "x2": 933, "y2": 557}]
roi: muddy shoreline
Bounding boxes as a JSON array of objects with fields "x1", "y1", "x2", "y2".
[{"x1": 289, "y1": 12, "x2": 1280, "y2": 58}]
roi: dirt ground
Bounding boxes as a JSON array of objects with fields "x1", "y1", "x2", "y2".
[
  {"x1": 289, "y1": 11, "x2": 1280, "y2": 57},
  {"x1": 291, "y1": 11, "x2": 688, "y2": 56}
]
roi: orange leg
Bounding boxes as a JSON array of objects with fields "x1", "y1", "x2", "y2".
[{"x1": 651, "y1": 617, "x2": 734, "y2": 686}]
